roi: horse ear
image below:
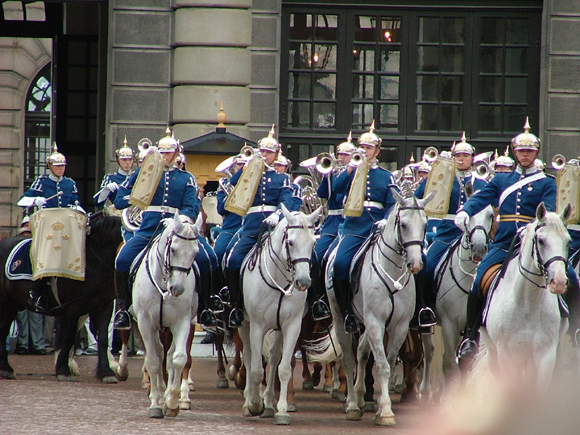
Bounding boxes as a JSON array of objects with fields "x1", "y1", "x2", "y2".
[
  {"x1": 281, "y1": 203, "x2": 292, "y2": 222},
  {"x1": 561, "y1": 202, "x2": 572, "y2": 223},
  {"x1": 191, "y1": 223, "x2": 200, "y2": 238},
  {"x1": 174, "y1": 212, "x2": 183, "y2": 232},
  {"x1": 307, "y1": 206, "x2": 323, "y2": 227},
  {"x1": 391, "y1": 188, "x2": 405, "y2": 206},
  {"x1": 418, "y1": 190, "x2": 436, "y2": 207},
  {"x1": 536, "y1": 202, "x2": 547, "y2": 221}
]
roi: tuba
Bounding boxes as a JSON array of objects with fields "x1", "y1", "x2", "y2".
[
  {"x1": 215, "y1": 155, "x2": 238, "y2": 196},
  {"x1": 473, "y1": 160, "x2": 494, "y2": 180}
]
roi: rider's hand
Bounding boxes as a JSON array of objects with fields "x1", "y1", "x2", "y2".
[
  {"x1": 34, "y1": 197, "x2": 47, "y2": 208},
  {"x1": 454, "y1": 211, "x2": 470, "y2": 230},
  {"x1": 375, "y1": 219, "x2": 388, "y2": 230},
  {"x1": 106, "y1": 182, "x2": 119, "y2": 192},
  {"x1": 264, "y1": 213, "x2": 280, "y2": 227}
]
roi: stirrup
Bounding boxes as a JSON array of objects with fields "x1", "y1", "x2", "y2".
[
  {"x1": 32, "y1": 295, "x2": 48, "y2": 313},
  {"x1": 209, "y1": 295, "x2": 224, "y2": 313},
  {"x1": 218, "y1": 286, "x2": 230, "y2": 304},
  {"x1": 344, "y1": 314, "x2": 359, "y2": 334},
  {"x1": 229, "y1": 308, "x2": 244, "y2": 328},
  {"x1": 199, "y1": 309, "x2": 218, "y2": 327},
  {"x1": 455, "y1": 338, "x2": 478, "y2": 364},
  {"x1": 312, "y1": 300, "x2": 331, "y2": 321},
  {"x1": 418, "y1": 307, "x2": 437, "y2": 328}
]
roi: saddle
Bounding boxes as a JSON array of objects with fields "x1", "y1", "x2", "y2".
[
  {"x1": 350, "y1": 227, "x2": 380, "y2": 294},
  {"x1": 5, "y1": 238, "x2": 33, "y2": 280},
  {"x1": 478, "y1": 263, "x2": 502, "y2": 297}
]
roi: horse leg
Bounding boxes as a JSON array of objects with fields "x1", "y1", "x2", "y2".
[
  {"x1": 140, "y1": 322, "x2": 165, "y2": 418},
  {"x1": 262, "y1": 331, "x2": 282, "y2": 419},
  {"x1": 179, "y1": 324, "x2": 195, "y2": 410},
  {"x1": 419, "y1": 331, "x2": 434, "y2": 404},
  {"x1": 274, "y1": 322, "x2": 302, "y2": 425},
  {"x1": 160, "y1": 329, "x2": 172, "y2": 385},
  {"x1": 299, "y1": 343, "x2": 314, "y2": 390},
  {"x1": 354, "y1": 333, "x2": 371, "y2": 411},
  {"x1": 93, "y1": 305, "x2": 117, "y2": 383},
  {"x1": 311, "y1": 361, "x2": 322, "y2": 388},
  {"x1": 323, "y1": 362, "x2": 334, "y2": 393},
  {"x1": 164, "y1": 321, "x2": 189, "y2": 417},
  {"x1": 55, "y1": 315, "x2": 79, "y2": 381},
  {"x1": 287, "y1": 355, "x2": 297, "y2": 412},
  {"x1": 242, "y1": 322, "x2": 266, "y2": 417},
  {"x1": 214, "y1": 329, "x2": 229, "y2": 389},
  {"x1": 116, "y1": 329, "x2": 131, "y2": 381},
  {"x1": 441, "y1": 319, "x2": 461, "y2": 395},
  {"x1": 0, "y1": 308, "x2": 18, "y2": 379}
]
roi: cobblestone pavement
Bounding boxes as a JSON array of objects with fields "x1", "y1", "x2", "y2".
[{"x1": 0, "y1": 352, "x2": 441, "y2": 435}]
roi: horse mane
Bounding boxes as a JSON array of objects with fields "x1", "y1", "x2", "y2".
[
  {"x1": 88, "y1": 214, "x2": 122, "y2": 241},
  {"x1": 521, "y1": 212, "x2": 567, "y2": 249}
]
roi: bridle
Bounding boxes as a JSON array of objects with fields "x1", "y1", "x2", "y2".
[
  {"x1": 146, "y1": 226, "x2": 198, "y2": 296},
  {"x1": 461, "y1": 222, "x2": 491, "y2": 261},
  {"x1": 518, "y1": 222, "x2": 568, "y2": 288}
]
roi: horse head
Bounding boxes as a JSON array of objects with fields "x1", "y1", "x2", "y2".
[
  {"x1": 161, "y1": 213, "x2": 200, "y2": 297},
  {"x1": 463, "y1": 186, "x2": 494, "y2": 262},
  {"x1": 523, "y1": 202, "x2": 572, "y2": 295},
  {"x1": 279, "y1": 204, "x2": 320, "y2": 291},
  {"x1": 391, "y1": 189, "x2": 435, "y2": 274}
]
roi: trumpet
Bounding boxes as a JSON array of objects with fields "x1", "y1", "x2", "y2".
[
  {"x1": 240, "y1": 144, "x2": 259, "y2": 161},
  {"x1": 315, "y1": 152, "x2": 336, "y2": 175},
  {"x1": 551, "y1": 154, "x2": 566, "y2": 170},
  {"x1": 423, "y1": 146, "x2": 438, "y2": 163},
  {"x1": 350, "y1": 149, "x2": 366, "y2": 167}
]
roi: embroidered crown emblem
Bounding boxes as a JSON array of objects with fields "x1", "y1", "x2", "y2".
[{"x1": 52, "y1": 221, "x2": 65, "y2": 230}]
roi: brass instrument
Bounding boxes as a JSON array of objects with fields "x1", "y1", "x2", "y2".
[
  {"x1": 294, "y1": 175, "x2": 327, "y2": 226},
  {"x1": 315, "y1": 153, "x2": 336, "y2": 175},
  {"x1": 423, "y1": 146, "x2": 438, "y2": 163},
  {"x1": 121, "y1": 205, "x2": 143, "y2": 232},
  {"x1": 215, "y1": 155, "x2": 239, "y2": 196},
  {"x1": 552, "y1": 154, "x2": 566, "y2": 170},
  {"x1": 349, "y1": 149, "x2": 366, "y2": 167},
  {"x1": 473, "y1": 160, "x2": 494, "y2": 180}
]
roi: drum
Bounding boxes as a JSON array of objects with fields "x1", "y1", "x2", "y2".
[{"x1": 30, "y1": 208, "x2": 88, "y2": 281}]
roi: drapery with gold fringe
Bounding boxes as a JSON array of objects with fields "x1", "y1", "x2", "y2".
[{"x1": 225, "y1": 158, "x2": 265, "y2": 216}]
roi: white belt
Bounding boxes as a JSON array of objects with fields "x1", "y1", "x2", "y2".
[
  {"x1": 247, "y1": 205, "x2": 277, "y2": 214},
  {"x1": 436, "y1": 214, "x2": 456, "y2": 220},
  {"x1": 328, "y1": 209, "x2": 343, "y2": 216},
  {"x1": 569, "y1": 224, "x2": 580, "y2": 231},
  {"x1": 363, "y1": 201, "x2": 384, "y2": 209},
  {"x1": 146, "y1": 205, "x2": 179, "y2": 214}
]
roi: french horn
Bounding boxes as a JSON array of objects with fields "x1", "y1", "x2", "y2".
[{"x1": 121, "y1": 205, "x2": 143, "y2": 232}]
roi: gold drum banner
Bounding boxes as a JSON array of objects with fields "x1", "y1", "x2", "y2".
[
  {"x1": 557, "y1": 164, "x2": 580, "y2": 225},
  {"x1": 30, "y1": 208, "x2": 88, "y2": 281},
  {"x1": 225, "y1": 158, "x2": 265, "y2": 216},
  {"x1": 344, "y1": 160, "x2": 370, "y2": 217},
  {"x1": 423, "y1": 157, "x2": 456, "y2": 218},
  {"x1": 130, "y1": 149, "x2": 165, "y2": 210}
]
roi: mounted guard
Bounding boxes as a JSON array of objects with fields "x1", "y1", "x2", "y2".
[{"x1": 16, "y1": 143, "x2": 85, "y2": 312}]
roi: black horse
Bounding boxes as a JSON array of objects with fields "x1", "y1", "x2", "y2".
[{"x1": 0, "y1": 212, "x2": 122, "y2": 382}]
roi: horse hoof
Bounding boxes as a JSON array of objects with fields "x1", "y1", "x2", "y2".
[
  {"x1": 116, "y1": 372, "x2": 128, "y2": 382},
  {"x1": 249, "y1": 404, "x2": 265, "y2": 416},
  {"x1": 260, "y1": 407, "x2": 275, "y2": 418},
  {"x1": 243, "y1": 407, "x2": 252, "y2": 417},
  {"x1": 165, "y1": 407, "x2": 179, "y2": 417},
  {"x1": 56, "y1": 375, "x2": 75, "y2": 382},
  {"x1": 227, "y1": 366, "x2": 238, "y2": 381},
  {"x1": 375, "y1": 415, "x2": 396, "y2": 426},
  {"x1": 287, "y1": 403, "x2": 297, "y2": 412},
  {"x1": 101, "y1": 376, "x2": 118, "y2": 384},
  {"x1": 334, "y1": 391, "x2": 346, "y2": 402},
  {"x1": 323, "y1": 385, "x2": 332, "y2": 393},
  {"x1": 274, "y1": 413, "x2": 291, "y2": 425},
  {"x1": 346, "y1": 408, "x2": 362, "y2": 421},
  {"x1": 149, "y1": 407, "x2": 164, "y2": 418},
  {"x1": 179, "y1": 400, "x2": 191, "y2": 410},
  {"x1": 188, "y1": 381, "x2": 195, "y2": 392},
  {"x1": 216, "y1": 379, "x2": 229, "y2": 389},
  {"x1": 364, "y1": 401, "x2": 376, "y2": 412},
  {"x1": 0, "y1": 369, "x2": 15, "y2": 380},
  {"x1": 302, "y1": 380, "x2": 314, "y2": 390}
]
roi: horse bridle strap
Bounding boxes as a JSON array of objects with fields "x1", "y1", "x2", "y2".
[{"x1": 519, "y1": 223, "x2": 567, "y2": 287}]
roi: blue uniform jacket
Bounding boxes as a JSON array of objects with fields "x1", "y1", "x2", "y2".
[
  {"x1": 415, "y1": 170, "x2": 487, "y2": 242},
  {"x1": 21, "y1": 174, "x2": 79, "y2": 208},
  {"x1": 216, "y1": 178, "x2": 243, "y2": 234},
  {"x1": 461, "y1": 166, "x2": 557, "y2": 246},
  {"x1": 333, "y1": 164, "x2": 397, "y2": 238},
  {"x1": 115, "y1": 167, "x2": 200, "y2": 238},
  {"x1": 290, "y1": 183, "x2": 303, "y2": 212},
  {"x1": 229, "y1": 167, "x2": 293, "y2": 237},
  {"x1": 94, "y1": 170, "x2": 133, "y2": 207},
  {"x1": 317, "y1": 172, "x2": 345, "y2": 236}
]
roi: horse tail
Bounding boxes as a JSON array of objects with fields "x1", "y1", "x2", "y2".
[{"x1": 303, "y1": 323, "x2": 343, "y2": 363}]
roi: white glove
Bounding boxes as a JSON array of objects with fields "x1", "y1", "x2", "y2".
[
  {"x1": 264, "y1": 213, "x2": 280, "y2": 227},
  {"x1": 375, "y1": 219, "x2": 388, "y2": 231},
  {"x1": 454, "y1": 211, "x2": 470, "y2": 230},
  {"x1": 34, "y1": 197, "x2": 47, "y2": 208},
  {"x1": 106, "y1": 182, "x2": 119, "y2": 192}
]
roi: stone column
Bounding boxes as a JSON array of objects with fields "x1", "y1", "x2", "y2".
[{"x1": 173, "y1": 0, "x2": 252, "y2": 142}]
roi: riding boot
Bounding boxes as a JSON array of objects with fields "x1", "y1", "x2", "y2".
[
  {"x1": 209, "y1": 268, "x2": 225, "y2": 313},
  {"x1": 456, "y1": 292, "x2": 483, "y2": 362},
  {"x1": 113, "y1": 271, "x2": 132, "y2": 330},
  {"x1": 197, "y1": 271, "x2": 218, "y2": 327},
  {"x1": 333, "y1": 278, "x2": 358, "y2": 334},
  {"x1": 226, "y1": 269, "x2": 244, "y2": 328},
  {"x1": 414, "y1": 272, "x2": 436, "y2": 330},
  {"x1": 309, "y1": 261, "x2": 331, "y2": 321}
]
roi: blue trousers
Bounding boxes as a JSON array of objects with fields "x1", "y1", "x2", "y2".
[
  {"x1": 226, "y1": 235, "x2": 258, "y2": 271},
  {"x1": 314, "y1": 232, "x2": 338, "y2": 268},
  {"x1": 333, "y1": 234, "x2": 367, "y2": 281},
  {"x1": 416, "y1": 239, "x2": 455, "y2": 295},
  {"x1": 214, "y1": 229, "x2": 236, "y2": 269}
]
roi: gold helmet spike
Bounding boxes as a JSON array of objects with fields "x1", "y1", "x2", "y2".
[
  {"x1": 258, "y1": 125, "x2": 280, "y2": 152},
  {"x1": 511, "y1": 117, "x2": 540, "y2": 152},
  {"x1": 157, "y1": 127, "x2": 179, "y2": 153},
  {"x1": 357, "y1": 120, "x2": 382, "y2": 147},
  {"x1": 47, "y1": 142, "x2": 66, "y2": 166},
  {"x1": 451, "y1": 132, "x2": 475, "y2": 156},
  {"x1": 337, "y1": 131, "x2": 357, "y2": 154},
  {"x1": 116, "y1": 135, "x2": 135, "y2": 160}
]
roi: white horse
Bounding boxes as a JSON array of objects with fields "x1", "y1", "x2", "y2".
[
  {"x1": 132, "y1": 213, "x2": 200, "y2": 418},
  {"x1": 316, "y1": 190, "x2": 434, "y2": 426},
  {"x1": 474, "y1": 203, "x2": 572, "y2": 392},
  {"x1": 420, "y1": 203, "x2": 494, "y2": 400},
  {"x1": 237, "y1": 204, "x2": 321, "y2": 425}
]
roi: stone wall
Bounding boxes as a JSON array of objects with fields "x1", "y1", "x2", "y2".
[{"x1": 0, "y1": 38, "x2": 51, "y2": 237}]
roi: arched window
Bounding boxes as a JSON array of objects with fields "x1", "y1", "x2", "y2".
[{"x1": 24, "y1": 63, "x2": 52, "y2": 189}]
